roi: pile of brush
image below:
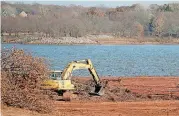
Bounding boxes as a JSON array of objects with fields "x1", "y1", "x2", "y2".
[{"x1": 1, "y1": 48, "x2": 53, "y2": 113}]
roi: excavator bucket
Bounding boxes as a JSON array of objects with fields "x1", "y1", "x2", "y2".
[{"x1": 89, "y1": 85, "x2": 105, "y2": 96}]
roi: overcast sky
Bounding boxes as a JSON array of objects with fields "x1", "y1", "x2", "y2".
[{"x1": 6, "y1": 1, "x2": 179, "y2": 8}]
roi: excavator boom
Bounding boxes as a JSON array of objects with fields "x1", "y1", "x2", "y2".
[
  {"x1": 61, "y1": 59, "x2": 101, "y2": 85},
  {"x1": 61, "y1": 59, "x2": 104, "y2": 96}
]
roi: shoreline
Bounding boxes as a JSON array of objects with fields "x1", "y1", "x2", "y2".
[
  {"x1": 74, "y1": 76, "x2": 179, "y2": 78},
  {"x1": 2, "y1": 42, "x2": 179, "y2": 45},
  {"x1": 2, "y1": 35, "x2": 179, "y2": 45}
]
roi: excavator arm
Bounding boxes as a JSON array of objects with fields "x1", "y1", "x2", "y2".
[
  {"x1": 60, "y1": 59, "x2": 104, "y2": 96},
  {"x1": 61, "y1": 59, "x2": 101, "y2": 85}
]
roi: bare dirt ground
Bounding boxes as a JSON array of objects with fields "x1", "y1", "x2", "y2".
[
  {"x1": 55, "y1": 101, "x2": 179, "y2": 116},
  {"x1": 2, "y1": 100, "x2": 179, "y2": 116},
  {"x1": 2, "y1": 77, "x2": 179, "y2": 116}
]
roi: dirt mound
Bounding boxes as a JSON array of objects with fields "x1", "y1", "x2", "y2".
[
  {"x1": 70, "y1": 78, "x2": 144, "y2": 102},
  {"x1": 58, "y1": 77, "x2": 179, "y2": 102},
  {"x1": 1, "y1": 48, "x2": 53, "y2": 113}
]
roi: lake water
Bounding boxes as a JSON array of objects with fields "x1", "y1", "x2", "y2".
[{"x1": 2, "y1": 44, "x2": 179, "y2": 77}]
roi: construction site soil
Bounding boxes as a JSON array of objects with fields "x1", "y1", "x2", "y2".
[{"x1": 2, "y1": 77, "x2": 179, "y2": 116}]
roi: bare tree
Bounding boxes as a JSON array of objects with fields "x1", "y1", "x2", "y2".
[{"x1": 152, "y1": 12, "x2": 165, "y2": 37}]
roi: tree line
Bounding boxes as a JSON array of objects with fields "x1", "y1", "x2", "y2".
[{"x1": 1, "y1": 2, "x2": 179, "y2": 38}]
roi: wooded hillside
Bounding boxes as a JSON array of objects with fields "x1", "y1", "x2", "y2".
[{"x1": 1, "y1": 2, "x2": 179, "y2": 39}]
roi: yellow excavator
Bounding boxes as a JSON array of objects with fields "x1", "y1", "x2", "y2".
[{"x1": 42, "y1": 59, "x2": 105, "y2": 100}]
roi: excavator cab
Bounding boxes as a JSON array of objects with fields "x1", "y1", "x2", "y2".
[
  {"x1": 49, "y1": 70, "x2": 62, "y2": 80},
  {"x1": 42, "y1": 70, "x2": 75, "y2": 90}
]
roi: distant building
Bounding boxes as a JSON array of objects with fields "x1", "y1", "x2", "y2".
[
  {"x1": 10, "y1": 14, "x2": 16, "y2": 17},
  {"x1": 19, "y1": 11, "x2": 27, "y2": 17}
]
